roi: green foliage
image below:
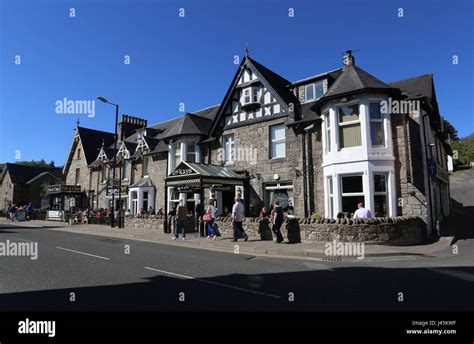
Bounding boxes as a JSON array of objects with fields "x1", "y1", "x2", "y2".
[
  {"x1": 452, "y1": 133, "x2": 474, "y2": 167},
  {"x1": 310, "y1": 212, "x2": 322, "y2": 220}
]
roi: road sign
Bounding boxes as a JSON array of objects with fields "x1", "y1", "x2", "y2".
[
  {"x1": 106, "y1": 186, "x2": 127, "y2": 196},
  {"x1": 428, "y1": 162, "x2": 437, "y2": 176}
]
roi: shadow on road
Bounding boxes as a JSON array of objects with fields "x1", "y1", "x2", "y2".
[
  {"x1": 1, "y1": 265, "x2": 473, "y2": 312},
  {"x1": 442, "y1": 198, "x2": 474, "y2": 242}
]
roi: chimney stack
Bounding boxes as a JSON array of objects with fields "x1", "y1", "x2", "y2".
[
  {"x1": 343, "y1": 50, "x2": 355, "y2": 67},
  {"x1": 118, "y1": 115, "x2": 148, "y2": 141}
]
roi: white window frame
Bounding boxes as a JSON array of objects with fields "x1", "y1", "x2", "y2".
[
  {"x1": 270, "y1": 124, "x2": 286, "y2": 159},
  {"x1": 223, "y1": 134, "x2": 235, "y2": 163},
  {"x1": 324, "y1": 111, "x2": 331, "y2": 153},
  {"x1": 186, "y1": 142, "x2": 197, "y2": 163},
  {"x1": 327, "y1": 176, "x2": 334, "y2": 218},
  {"x1": 172, "y1": 141, "x2": 181, "y2": 168},
  {"x1": 243, "y1": 88, "x2": 252, "y2": 105},
  {"x1": 369, "y1": 102, "x2": 385, "y2": 147},
  {"x1": 337, "y1": 103, "x2": 361, "y2": 149},
  {"x1": 373, "y1": 172, "x2": 388, "y2": 217},
  {"x1": 340, "y1": 174, "x2": 365, "y2": 213},
  {"x1": 304, "y1": 81, "x2": 324, "y2": 102}
]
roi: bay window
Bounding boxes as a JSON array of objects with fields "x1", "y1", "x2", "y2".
[
  {"x1": 341, "y1": 175, "x2": 364, "y2": 214},
  {"x1": 370, "y1": 102, "x2": 385, "y2": 146},
  {"x1": 187, "y1": 142, "x2": 197, "y2": 163},
  {"x1": 338, "y1": 104, "x2": 361, "y2": 148},
  {"x1": 373, "y1": 173, "x2": 388, "y2": 217},
  {"x1": 324, "y1": 112, "x2": 331, "y2": 153},
  {"x1": 173, "y1": 142, "x2": 181, "y2": 168},
  {"x1": 327, "y1": 176, "x2": 334, "y2": 218}
]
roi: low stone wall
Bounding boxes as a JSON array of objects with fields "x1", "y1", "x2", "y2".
[
  {"x1": 298, "y1": 216, "x2": 426, "y2": 245},
  {"x1": 122, "y1": 215, "x2": 426, "y2": 245},
  {"x1": 212, "y1": 215, "x2": 425, "y2": 245},
  {"x1": 124, "y1": 215, "x2": 166, "y2": 230}
]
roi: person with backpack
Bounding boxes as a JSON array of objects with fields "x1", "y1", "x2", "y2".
[
  {"x1": 231, "y1": 197, "x2": 248, "y2": 242},
  {"x1": 271, "y1": 200, "x2": 284, "y2": 243}
]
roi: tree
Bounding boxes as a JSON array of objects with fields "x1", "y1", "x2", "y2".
[{"x1": 442, "y1": 117, "x2": 458, "y2": 141}]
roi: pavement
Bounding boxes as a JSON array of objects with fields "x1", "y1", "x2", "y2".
[{"x1": 0, "y1": 218, "x2": 454, "y2": 261}]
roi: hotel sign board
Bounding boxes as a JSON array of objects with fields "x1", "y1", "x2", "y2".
[
  {"x1": 47, "y1": 185, "x2": 82, "y2": 194},
  {"x1": 47, "y1": 210, "x2": 64, "y2": 221}
]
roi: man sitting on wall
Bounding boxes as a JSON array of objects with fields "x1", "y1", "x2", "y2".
[{"x1": 353, "y1": 203, "x2": 372, "y2": 219}]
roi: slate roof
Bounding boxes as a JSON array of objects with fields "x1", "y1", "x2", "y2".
[
  {"x1": 248, "y1": 56, "x2": 298, "y2": 106},
  {"x1": 159, "y1": 113, "x2": 213, "y2": 140},
  {"x1": 389, "y1": 74, "x2": 439, "y2": 114},
  {"x1": 0, "y1": 163, "x2": 63, "y2": 185},
  {"x1": 323, "y1": 65, "x2": 396, "y2": 99},
  {"x1": 171, "y1": 162, "x2": 243, "y2": 179},
  {"x1": 130, "y1": 177, "x2": 154, "y2": 188},
  {"x1": 77, "y1": 127, "x2": 115, "y2": 165}
]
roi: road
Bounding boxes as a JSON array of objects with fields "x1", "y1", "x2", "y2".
[{"x1": 0, "y1": 222, "x2": 473, "y2": 312}]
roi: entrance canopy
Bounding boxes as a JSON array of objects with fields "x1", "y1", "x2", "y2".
[{"x1": 165, "y1": 161, "x2": 244, "y2": 189}]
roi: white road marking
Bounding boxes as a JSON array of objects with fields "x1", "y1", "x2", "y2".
[
  {"x1": 428, "y1": 268, "x2": 474, "y2": 282},
  {"x1": 9, "y1": 237, "x2": 36, "y2": 243},
  {"x1": 56, "y1": 247, "x2": 110, "y2": 260},
  {"x1": 144, "y1": 266, "x2": 281, "y2": 299}
]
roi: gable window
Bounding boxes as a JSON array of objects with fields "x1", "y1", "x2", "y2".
[
  {"x1": 224, "y1": 134, "x2": 235, "y2": 163},
  {"x1": 370, "y1": 102, "x2": 385, "y2": 146},
  {"x1": 338, "y1": 104, "x2": 362, "y2": 149},
  {"x1": 305, "y1": 81, "x2": 324, "y2": 102},
  {"x1": 173, "y1": 142, "x2": 182, "y2": 168},
  {"x1": 77, "y1": 148, "x2": 81, "y2": 160},
  {"x1": 270, "y1": 124, "x2": 286, "y2": 158},
  {"x1": 142, "y1": 156, "x2": 149, "y2": 176},
  {"x1": 373, "y1": 173, "x2": 388, "y2": 217},
  {"x1": 123, "y1": 160, "x2": 128, "y2": 180},
  {"x1": 243, "y1": 88, "x2": 251, "y2": 105},
  {"x1": 252, "y1": 88, "x2": 259, "y2": 103},
  {"x1": 324, "y1": 112, "x2": 331, "y2": 153},
  {"x1": 75, "y1": 168, "x2": 80, "y2": 185},
  {"x1": 130, "y1": 165, "x2": 135, "y2": 184}
]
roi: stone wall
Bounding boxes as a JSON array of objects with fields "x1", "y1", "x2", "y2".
[
  {"x1": 122, "y1": 214, "x2": 425, "y2": 245},
  {"x1": 211, "y1": 116, "x2": 305, "y2": 217},
  {"x1": 205, "y1": 215, "x2": 425, "y2": 245}
]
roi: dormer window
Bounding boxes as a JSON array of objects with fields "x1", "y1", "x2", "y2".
[
  {"x1": 242, "y1": 87, "x2": 260, "y2": 111},
  {"x1": 243, "y1": 88, "x2": 251, "y2": 105},
  {"x1": 305, "y1": 81, "x2": 324, "y2": 102}
]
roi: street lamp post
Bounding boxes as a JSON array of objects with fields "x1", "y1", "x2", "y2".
[{"x1": 97, "y1": 96, "x2": 120, "y2": 228}]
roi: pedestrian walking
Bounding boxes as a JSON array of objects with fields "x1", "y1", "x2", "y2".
[
  {"x1": 194, "y1": 200, "x2": 203, "y2": 233},
  {"x1": 173, "y1": 199, "x2": 188, "y2": 240},
  {"x1": 231, "y1": 197, "x2": 248, "y2": 242},
  {"x1": 204, "y1": 199, "x2": 217, "y2": 240},
  {"x1": 271, "y1": 200, "x2": 284, "y2": 243}
]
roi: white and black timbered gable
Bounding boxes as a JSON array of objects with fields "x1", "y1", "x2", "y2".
[{"x1": 210, "y1": 56, "x2": 296, "y2": 133}]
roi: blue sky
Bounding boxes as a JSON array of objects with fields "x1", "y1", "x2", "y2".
[{"x1": 1, "y1": 0, "x2": 473, "y2": 165}]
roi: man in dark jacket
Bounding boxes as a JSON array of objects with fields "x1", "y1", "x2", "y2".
[{"x1": 271, "y1": 200, "x2": 284, "y2": 243}]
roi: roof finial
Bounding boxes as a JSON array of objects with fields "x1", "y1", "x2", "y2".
[
  {"x1": 101, "y1": 138, "x2": 105, "y2": 148},
  {"x1": 76, "y1": 117, "x2": 80, "y2": 127},
  {"x1": 245, "y1": 43, "x2": 249, "y2": 57}
]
